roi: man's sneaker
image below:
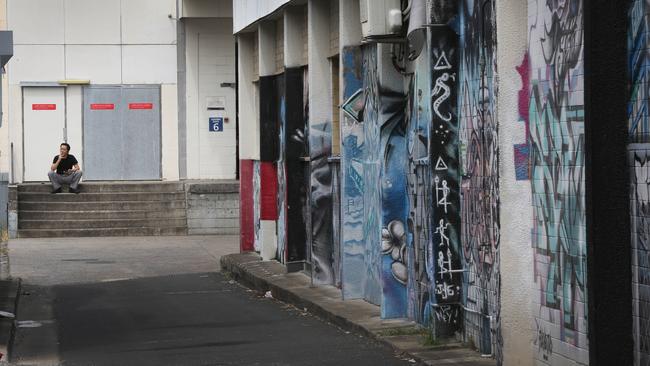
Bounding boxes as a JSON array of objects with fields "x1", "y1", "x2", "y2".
[
  {"x1": 69, "y1": 187, "x2": 80, "y2": 194},
  {"x1": 51, "y1": 187, "x2": 62, "y2": 194}
]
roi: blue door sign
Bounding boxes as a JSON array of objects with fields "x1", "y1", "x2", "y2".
[{"x1": 209, "y1": 117, "x2": 223, "y2": 132}]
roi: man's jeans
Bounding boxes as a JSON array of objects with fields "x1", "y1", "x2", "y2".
[{"x1": 48, "y1": 170, "x2": 82, "y2": 190}]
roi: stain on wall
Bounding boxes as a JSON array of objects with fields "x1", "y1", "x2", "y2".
[
  {"x1": 528, "y1": 0, "x2": 588, "y2": 364},
  {"x1": 458, "y1": 0, "x2": 501, "y2": 358}
]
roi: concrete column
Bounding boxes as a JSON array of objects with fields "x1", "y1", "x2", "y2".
[
  {"x1": 495, "y1": 0, "x2": 533, "y2": 364},
  {"x1": 308, "y1": 0, "x2": 331, "y2": 124},
  {"x1": 258, "y1": 21, "x2": 276, "y2": 77},
  {"x1": 237, "y1": 33, "x2": 260, "y2": 161},
  {"x1": 284, "y1": 6, "x2": 304, "y2": 68}
]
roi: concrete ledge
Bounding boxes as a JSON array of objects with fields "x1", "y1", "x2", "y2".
[
  {"x1": 220, "y1": 253, "x2": 495, "y2": 366},
  {"x1": 0, "y1": 278, "x2": 21, "y2": 363},
  {"x1": 186, "y1": 181, "x2": 239, "y2": 194}
]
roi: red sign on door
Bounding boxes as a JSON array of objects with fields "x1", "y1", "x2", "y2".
[
  {"x1": 129, "y1": 103, "x2": 153, "y2": 110},
  {"x1": 32, "y1": 104, "x2": 56, "y2": 110},
  {"x1": 90, "y1": 103, "x2": 115, "y2": 110}
]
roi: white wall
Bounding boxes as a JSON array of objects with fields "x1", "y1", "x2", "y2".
[
  {"x1": 496, "y1": 0, "x2": 534, "y2": 364},
  {"x1": 6, "y1": 0, "x2": 181, "y2": 181},
  {"x1": 308, "y1": 0, "x2": 331, "y2": 124},
  {"x1": 162, "y1": 84, "x2": 179, "y2": 180},
  {"x1": 184, "y1": 18, "x2": 237, "y2": 179},
  {"x1": 64, "y1": 0, "x2": 121, "y2": 44},
  {"x1": 237, "y1": 32, "x2": 259, "y2": 161},
  {"x1": 233, "y1": 0, "x2": 290, "y2": 34},
  {"x1": 182, "y1": 0, "x2": 232, "y2": 18}
]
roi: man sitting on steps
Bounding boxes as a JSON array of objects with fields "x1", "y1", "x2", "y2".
[{"x1": 48, "y1": 142, "x2": 82, "y2": 194}]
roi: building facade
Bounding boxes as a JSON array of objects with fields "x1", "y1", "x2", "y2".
[
  {"x1": 235, "y1": 0, "x2": 640, "y2": 365},
  {"x1": 5, "y1": 0, "x2": 237, "y2": 183}
]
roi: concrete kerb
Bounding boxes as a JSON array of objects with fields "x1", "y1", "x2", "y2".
[{"x1": 220, "y1": 253, "x2": 496, "y2": 366}]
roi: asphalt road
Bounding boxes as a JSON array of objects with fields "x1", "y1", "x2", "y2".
[{"x1": 9, "y1": 236, "x2": 412, "y2": 366}]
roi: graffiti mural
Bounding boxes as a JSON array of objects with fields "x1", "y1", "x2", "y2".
[
  {"x1": 458, "y1": 0, "x2": 501, "y2": 359},
  {"x1": 342, "y1": 46, "x2": 377, "y2": 301},
  {"x1": 630, "y1": 146, "x2": 650, "y2": 366},
  {"x1": 379, "y1": 49, "x2": 409, "y2": 319},
  {"x1": 362, "y1": 44, "x2": 384, "y2": 305},
  {"x1": 253, "y1": 160, "x2": 261, "y2": 252},
  {"x1": 406, "y1": 53, "x2": 433, "y2": 324},
  {"x1": 429, "y1": 15, "x2": 463, "y2": 336},
  {"x1": 529, "y1": 0, "x2": 588, "y2": 364},
  {"x1": 629, "y1": 1, "x2": 650, "y2": 364},
  {"x1": 277, "y1": 75, "x2": 287, "y2": 263},
  {"x1": 310, "y1": 89, "x2": 335, "y2": 284}
]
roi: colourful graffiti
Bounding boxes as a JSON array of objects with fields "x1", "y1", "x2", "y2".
[
  {"x1": 406, "y1": 52, "x2": 433, "y2": 324},
  {"x1": 341, "y1": 45, "x2": 382, "y2": 304},
  {"x1": 379, "y1": 50, "x2": 409, "y2": 319},
  {"x1": 458, "y1": 0, "x2": 501, "y2": 359},
  {"x1": 529, "y1": 0, "x2": 588, "y2": 364}
]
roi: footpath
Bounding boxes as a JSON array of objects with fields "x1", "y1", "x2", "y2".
[{"x1": 221, "y1": 253, "x2": 496, "y2": 366}]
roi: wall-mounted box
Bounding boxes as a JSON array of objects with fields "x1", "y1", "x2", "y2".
[{"x1": 359, "y1": 0, "x2": 401, "y2": 41}]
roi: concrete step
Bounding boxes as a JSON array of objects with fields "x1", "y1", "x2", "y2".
[
  {"x1": 18, "y1": 200, "x2": 186, "y2": 211},
  {"x1": 17, "y1": 226, "x2": 188, "y2": 238},
  {"x1": 18, "y1": 192, "x2": 186, "y2": 202},
  {"x1": 17, "y1": 182, "x2": 184, "y2": 193},
  {"x1": 18, "y1": 209, "x2": 187, "y2": 221},
  {"x1": 19, "y1": 218, "x2": 187, "y2": 230}
]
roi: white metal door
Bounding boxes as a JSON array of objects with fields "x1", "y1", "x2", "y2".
[{"x1": 23, "y1": 87, "x2": 66, "y2": 182}]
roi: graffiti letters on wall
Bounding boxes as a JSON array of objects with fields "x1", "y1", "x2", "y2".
[
  {"x1": 529, "y1": 0, "x2": 588, "y2": 364},
  {"x1": 458, "y1": 0, "x2": 501, "y2": 359}
]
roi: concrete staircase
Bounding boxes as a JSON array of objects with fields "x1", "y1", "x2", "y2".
[{"x1": 14, "y1": 182, "x2": 188, "y2": 238}]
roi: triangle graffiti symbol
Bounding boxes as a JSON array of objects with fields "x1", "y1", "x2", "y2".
[
  {"x1": 434, "y1": 52, "x2": 452, "y2": 70},
  {"x1": 435, "y1": 157, "x2": 448, "y2": 171}
]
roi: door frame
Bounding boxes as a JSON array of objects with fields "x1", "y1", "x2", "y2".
[
  {"x1": 81, "y1": 84, "x2": 163, "y2": 181},
  {"x1": 21, "y1": 84, "x2": 67, "y2": 182}
]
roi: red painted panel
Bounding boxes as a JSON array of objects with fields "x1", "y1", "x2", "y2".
[
  {"x1": 32, "y1": 104, "x2": 56, "y2": 110},
  {"x1": 260, "y1": 162, "x2": 278, "y2": 220},
  {"x1": 90, "y1": 103, "x2": 115, "y2": 110},
  {"x1": 128, "y1": 103, "x2": 153, "y2": 110},
  {"x1": 239, "y1": 160, "x2": 254, "y2": 252}
]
